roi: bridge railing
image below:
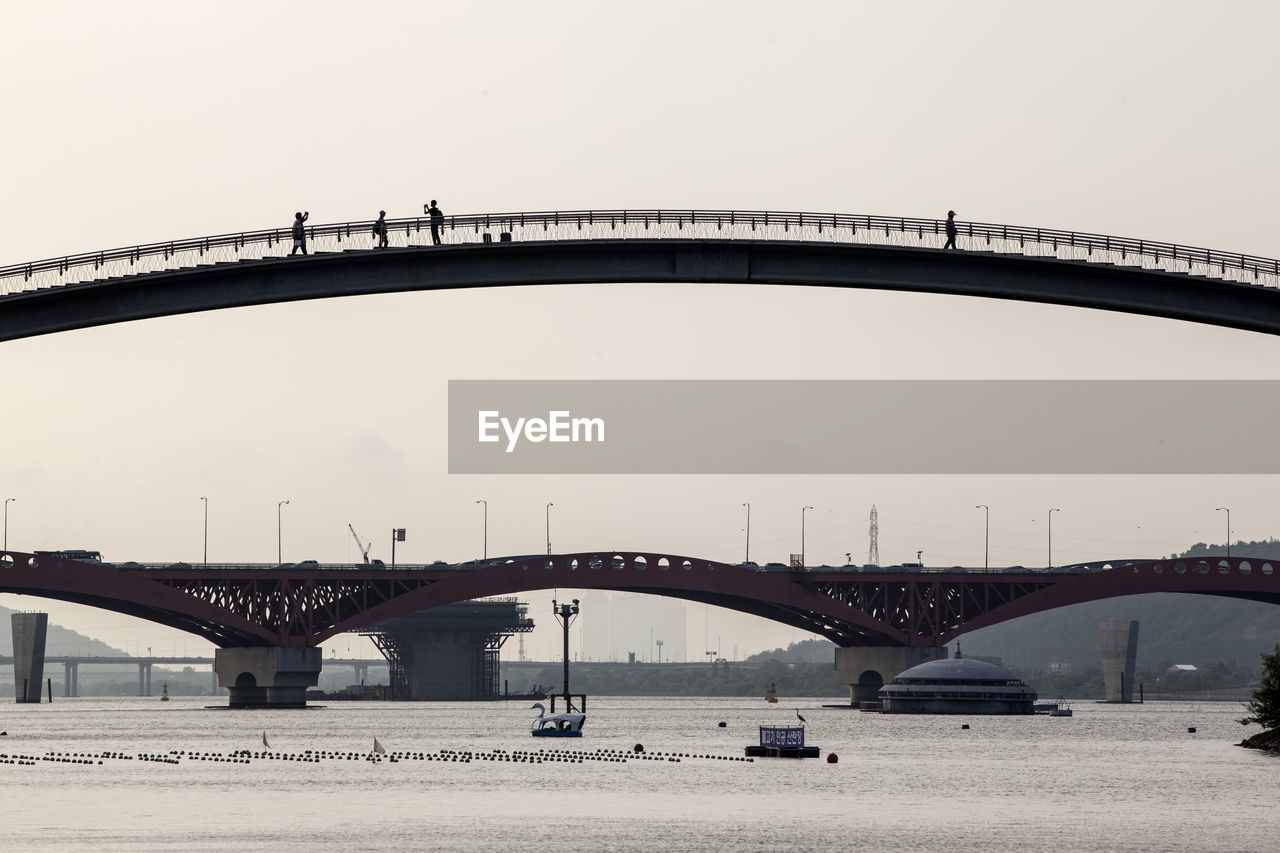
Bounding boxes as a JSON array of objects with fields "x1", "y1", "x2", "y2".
[{"x1": 2, "y1": 209, "x2": 1278, "y2": 296}]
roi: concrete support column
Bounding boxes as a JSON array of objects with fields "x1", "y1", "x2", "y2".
[
  {"x1": 354, "y1": 663, "x2": 367, "y2": 685},
  {"x1": 63, "y1": 662, "x2": 77, "y2": 697},
  {"x1": 408, "y1": 632, "x2": 484, "y2": 700},
  {"x1": 11, "y1": 612, "x2": 48, "y2": 703},
  {"x1": 213, "y1": 647, "x2": 322, "y2": 708},
  {"x1": 834, "y1": 645, "x2": 945, "y2": 706},
  {"x1": 1100, "y1": 620, "x2": 1138, "y2": 703},
  {"x1": 138, "y1": 663, "x2": 153, "y2": 697}
]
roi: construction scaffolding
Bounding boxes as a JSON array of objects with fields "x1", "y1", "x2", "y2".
[{"x1": 361, "y1": 599, "x2": 534, "y2": 700}]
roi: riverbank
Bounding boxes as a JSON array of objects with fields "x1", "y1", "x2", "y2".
[{"x1": 1238, "y1": 728, "x2": 1280, "y2": 752}]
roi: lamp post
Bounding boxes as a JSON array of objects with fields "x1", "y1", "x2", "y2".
[
  {"x1": 476, "y1": 499, "x2": 487, "y2": 560},
  {"x1": 277, "y1": 500, "x2": 289, "y2": 564},
  {"x1": 1048, "y1": 507, "x2": 1060, "y2": 568},
  {"x1": 3, "y1": 497, "x2": 14, "y2": 551},
  {"x1": 552, "y1": 598, "x2": 579, "y2": 710},
  {"x1": 391, "y1": 527, "x2": 405, "y2": 567},
  {"x1": 743, "y1": 502, "x2": 751, "y2": 563},
  {"x1": 1217, "y1": 507, "x2": 1230, "y2": 558},
  {"x1": 200, "y1": 497, "x2": 208, "y2": 567},
  {"x1": 801, "y1": 506, "x2": 813, "y2": 568},
  {"x1": 546, "y1": 502, "x2": 553, "y2": 555},
  {"x1": 976, "y1": 504, "x2": 989, "y2": 569}
]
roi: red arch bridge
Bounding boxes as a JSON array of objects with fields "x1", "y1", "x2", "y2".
[{"x1": 2, "y1": 549, "x2": 1273, "y2": 706}]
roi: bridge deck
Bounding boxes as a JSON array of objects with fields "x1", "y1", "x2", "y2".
[{"x1": 3, "y1": 550, "x2": 1276, "y2": 650}]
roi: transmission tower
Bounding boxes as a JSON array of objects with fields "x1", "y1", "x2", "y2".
[{"x1": 868, "y1": 505, "x2": 880, "y2": 567}]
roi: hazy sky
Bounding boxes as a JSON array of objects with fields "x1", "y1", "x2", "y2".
[{"x1": 3, "y1": 1, "x2": 1280, "y2": 663}]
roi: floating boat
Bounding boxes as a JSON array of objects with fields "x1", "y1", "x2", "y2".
[
  {"x1": 1049, "y1": 699, "x2": 1073, "y2": 717},
  {"x1": 530, "y1": 702, "x2": 585, "y2": 737}
]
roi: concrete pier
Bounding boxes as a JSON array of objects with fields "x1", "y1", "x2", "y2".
[
  {"x1": 365, "y1": 601, "x2": 533, "y2": 700},
  {"x1": 63, "y1": 661, "x2": 79, "y2": 697},
  {"x1": 213, "y1": 647, "x2": 322, "y2": 707},
  {"x1": 1100, "y1": 620, "x2": 1139, "y2": 703},
  {"x1": 12, "y1": 612, "x2": 49, "y2": 703},
  {"x1": 834, "y1": 645, "x2": 945, "y2": 705}
]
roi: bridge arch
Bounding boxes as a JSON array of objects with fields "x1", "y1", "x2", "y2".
[
  {"x1": 3, "y1": 550, "x2": 1278, "y2": 649},
  {"x1": 3, "y1": 210, "x2": 1280, "y2": 342}
]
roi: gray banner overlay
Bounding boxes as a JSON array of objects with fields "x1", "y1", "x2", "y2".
[{"x1": 448, "y1": 380, "x2": 1280, "y2": 474}]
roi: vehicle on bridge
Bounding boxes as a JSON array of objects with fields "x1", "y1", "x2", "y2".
[{"x1": 35, "y1": 549, "x2": 103, "y2": 563}]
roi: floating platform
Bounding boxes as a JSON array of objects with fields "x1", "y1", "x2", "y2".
[
  {"x1": 744, "y1": 745, "x2": 821, "y2": 758},
  {"x1": 747, "y1": 725, "x2": 820, "y2": 758}
]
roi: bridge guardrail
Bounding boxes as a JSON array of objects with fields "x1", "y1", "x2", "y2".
[{"x1": 2, "y1": 209, "x2": 1278, "y2": 297}]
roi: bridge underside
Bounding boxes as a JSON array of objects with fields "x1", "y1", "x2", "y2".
[{"x1": 5, "y1": 239, "x2": 1280, "y2": 343}]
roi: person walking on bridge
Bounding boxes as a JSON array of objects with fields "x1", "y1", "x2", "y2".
[
  {"x1": 943, "y1": 209, "x2": 958, "y2": 250},
  {"x1": 372, "y1": 210, "x2": 388, "y2": 249},
  {"x1": 290, "y1": 210, "x2": 310, "y2": 255},
  {"x1": 425, "y1": 199, "x2": 444, "y2": 245}
]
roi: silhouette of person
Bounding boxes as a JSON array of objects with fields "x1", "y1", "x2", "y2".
[
  {"x1": 290, "y1": 211, "x2": 310, "y2": 255},
  {"x1": 944, "y1": 210, "x2": 958, "y2": 250},
  {"x1": 425, "y1": 199, "x2": 444, "y2": 245},
  {"x1": 373, "y1": 210, "x2": 388, "y2": 249}
]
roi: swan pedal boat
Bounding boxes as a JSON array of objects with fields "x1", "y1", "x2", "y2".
[{"x1": 530, "y1": 702, "x2": 585, "y2": 737}]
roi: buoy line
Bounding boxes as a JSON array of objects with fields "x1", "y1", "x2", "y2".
[{"x1": 0, "y1": 745, "x2": 755, "y2": 770}]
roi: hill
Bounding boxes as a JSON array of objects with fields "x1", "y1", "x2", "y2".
[
  {"x1": 0, "y1": 603, "x2": 126, "y2": 657},
  {"x1": 961, "y1": 541, "x2": 1280, "y2": 670}
]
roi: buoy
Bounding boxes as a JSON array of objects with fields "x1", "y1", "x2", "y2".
[
  {"x1": 826, "y1": 753, "x2": 838, "y2": 763},
  {"x1": 961, "y1": 724, "x2": 970, "y2": 730},
  {"x1": 718, "y1": 721, "x2": 727, "y2": 727},
  {"x1": 1188, "y1": 727, "x2": 1197, "y2": 733},
  {"x1": 633, "y1": 743, "x2": 644, "y2": 753}
]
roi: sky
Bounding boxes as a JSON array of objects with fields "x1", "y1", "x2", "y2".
[{"x1": 3, "y1": 1, "x2": 1280, "y2": 665}]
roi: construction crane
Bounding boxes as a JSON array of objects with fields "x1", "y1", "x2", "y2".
[{"x1": 348, "y1": 524, "x2": 373, "y2": 564}]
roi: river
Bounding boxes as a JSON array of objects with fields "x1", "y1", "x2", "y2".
[{"x1": 1, "y1": 696, "x2": 1274, "y2": 852}]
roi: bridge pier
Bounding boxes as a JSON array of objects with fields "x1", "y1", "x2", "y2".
[
  {"x1": 63, "y1": 661, "x2": 79, "y2": 697},
  {"x1": 213, "y1": 647, "x2": 322, "y2": 708},
  {"x1": 834, "y1": 646, "x2": 945, "y2": 706},
  {"x1": 11, "y1": 612, "x2": 48, "y2": 703}
]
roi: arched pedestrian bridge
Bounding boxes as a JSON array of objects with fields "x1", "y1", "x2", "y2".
[
  {"x1": 3, "y1": 209, "x2": 1280, "y2": 341},
  {"x1": 2, "y1": 548, "x2": 1274, "y2": 705}
]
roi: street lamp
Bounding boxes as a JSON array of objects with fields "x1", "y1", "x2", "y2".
[
  {"x1": 3, "y1": 497, "x2": 14, "y2": 551},
  {"x1": 1217, "y1": 507, "x2": 1231, "y2": 558},
  {"x1": 801, "y1": 506, "x2": 813, "y2": 568},
  {"x1": 976, "y1": 504, "x2": 989, "y2": 569},
  {"x1": 546, "y1": 502, "x2": 553, "y2": 555},
  {"x1": 200, "y1": 496, "x2": 208, "y2": 567},
  {"x1": 277, "y1": 500, "x2": 289, "y2": 564},
  {"x1": 476, "y1": 499, "x2": 487, "y2": 560},
  {"x1": 1048, "y1": 508, "x2": 1060, "y2": 568},
  {"x1": 553, "y1": 598, "x2": 580, "y2": 709}
]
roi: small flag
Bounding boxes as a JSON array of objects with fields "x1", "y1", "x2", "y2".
[
  {"x1": 373, "y1": 737, "x2": 386, "y2": 755},
  {"x1": 262, "y1": 731, "x2": 270, "y2": 750}
]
